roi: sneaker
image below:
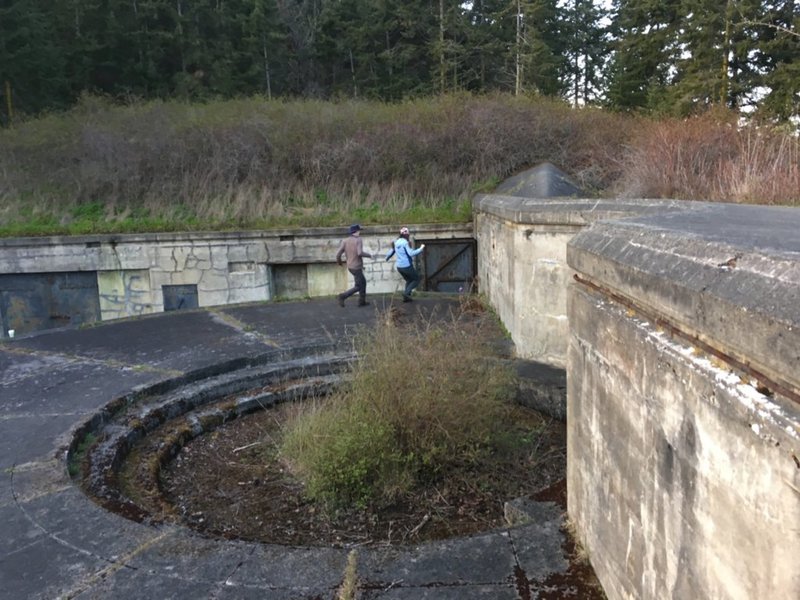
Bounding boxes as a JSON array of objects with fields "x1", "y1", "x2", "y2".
[
  {"x1": 337, "y1": 295, "x2": 345, "y2": 307},
  {"x1": 357, "y1": 301, "x2": 370, "y2": 307},
  {"x1": 402, "y1": 295, "x2": 412, "y2": 303}
]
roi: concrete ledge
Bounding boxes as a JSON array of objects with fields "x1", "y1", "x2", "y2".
[
  {"x1": 567, "y1": 202, "x2": 800, "y2": 396},
  {"x1": 473, "y1": 195, "x2": 700, "y2": 366},
  {"x1": 473, "y1": 194, "x2": 692, "y2": 226},
  {"x1": 0, "y1": 223, "x2": 473, "y2": 250},
  {"x1": 514, "y1": 359, "x2": 567, "y2": 421}
]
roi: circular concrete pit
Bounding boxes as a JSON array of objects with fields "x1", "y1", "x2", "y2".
[{"x1": 2, "y1": 298, "x2": 600, "y2": 598}]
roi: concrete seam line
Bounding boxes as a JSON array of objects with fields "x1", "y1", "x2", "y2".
[
  {"x1": 572, "y1": 274, "x2": 800, "y2": 407},
  {"x1": 58, "y1": 530, "x2": 172, "y2": 600}
]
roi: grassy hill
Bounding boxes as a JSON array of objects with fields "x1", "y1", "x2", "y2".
[{"x1": 1, "y1": 94, "x2": 797, "y2": 237}]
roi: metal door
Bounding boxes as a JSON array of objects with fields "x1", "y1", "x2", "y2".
[
  {"x1": 0, "y1": 272, "x2": 101, "y2": 335},
  {"x1": 418, "y1": 239, "x2": 476, "y2": 293},
  {"x1": 162, "y1": 284, "x2": 199, "y2": 311}
]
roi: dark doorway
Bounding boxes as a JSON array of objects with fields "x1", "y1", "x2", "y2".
[
  {"x1": 162, "y1": 285, "x2": 199, "y2": 312},
  {"x1": 270, "y1": 265, "x2": 308, "y2": 300},
  {"x1": 417, "y1": 239, "x2": 476, "y2": 293}
]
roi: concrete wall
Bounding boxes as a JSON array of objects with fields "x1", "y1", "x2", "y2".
[
  {"x1": 473, "y1": 194, "x2": 688, "y2": 367},
  {"x1": 567, "y1": 204, "x2": 800, "y2": 600},
  {"x1": 0, "y1": 224, "x2": 470, "y2": 336},
  {"x1": 474, "y1": 194, "x2": 799, "y2": 599}
]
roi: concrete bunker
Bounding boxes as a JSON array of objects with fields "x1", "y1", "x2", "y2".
[
  {"x1": 0, "y1": 225, "x2": 474, "y2": 337},
  {"x1": 2, "y1": 163, "x2": 798, "y2": 598},
  {"x1": 474, "y1": 189, "x2": 800, "y2": 600}
]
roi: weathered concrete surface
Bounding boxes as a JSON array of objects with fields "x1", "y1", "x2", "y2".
[
  {"x1": 567, "y1": 203, "x2": 800, "y2": 600},
  {"x1": 514, "y1": 359, "x2": 567, "y2": 421},
  {"x1": 494, "y1": 162, "x2": 585, "y2": 198},
  {"x1": 473, "y1": 194, "x2": 693, "y2": 366},
  {"x1": 0, "y1": 297, "x2": 583, "y2": 600},
  {"x1": 568, "y1": 202, "x2": 800, "y2": 395},
  {"x1": 0, "y1": 224, "x2": 471, "y2": 335}
]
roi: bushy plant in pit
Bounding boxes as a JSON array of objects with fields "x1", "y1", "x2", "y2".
[{"x1": 280, "y1": 312, "x2": 516, "y2": 509}]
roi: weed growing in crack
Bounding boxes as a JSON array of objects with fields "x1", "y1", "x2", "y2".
[
  {"x1": 336, "y1": 550, "x2": 359, "y2": 600},
  {"x1": 68, "y1": 432, "x2": 98, "y2": 478}
]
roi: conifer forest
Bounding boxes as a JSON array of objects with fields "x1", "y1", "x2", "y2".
[{"x1": 0, "y1": 1, "x2": 798, "y2": 123}]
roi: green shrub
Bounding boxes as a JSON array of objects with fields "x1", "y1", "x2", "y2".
[
  {"x1": 281, "y1": 399, "x2": 409, "y2": 508},
  {"x1": 280, "y1": 310, "x2": 516, "y2": 510}
]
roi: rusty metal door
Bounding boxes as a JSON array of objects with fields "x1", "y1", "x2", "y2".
[
  {"x1": 0, "y1": 272, "x2": 101, "y2": 335},
  {"x1": 417, "y1": 239, "x2": 476, "y2": 293}
]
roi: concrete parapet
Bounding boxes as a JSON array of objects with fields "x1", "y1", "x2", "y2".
[
  {"x1": 566, "y1": 203, "x2": 800, "y2": 600},
  {"x1": 473, "y1": 194, "x2": 691, "y2": 366}
]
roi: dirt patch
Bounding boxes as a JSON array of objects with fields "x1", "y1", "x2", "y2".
[{"x1": 159, "y1": 401, "x2": 567, "y2": 547}]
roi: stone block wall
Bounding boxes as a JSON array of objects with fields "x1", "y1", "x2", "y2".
[{"x1": 0, "y1": 224, "x2": 469, "y2": 335}]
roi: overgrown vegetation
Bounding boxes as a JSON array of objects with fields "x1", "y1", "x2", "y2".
[
  {"x1": 2, "y1": 95, "x2": 797, "y2": 238},
  {"x1": 279, "y1": 309, "x2": 519, "y2": 510},
  {"x1": 617, "y1": 110, "x2": 800, "y2": 204}
]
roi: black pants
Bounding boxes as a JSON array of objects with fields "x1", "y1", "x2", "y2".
[
  {"x1": 342, "y1": 268, "x2": 367, "y2": 302},
  {"x1": 397, "y1": 265, "x2": 420, "y2": 298}
]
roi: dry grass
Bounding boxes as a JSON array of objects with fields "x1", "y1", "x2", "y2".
[
  {"x1": 0, "y1": 94, "x2": 630, "y2": 233},
  {"x1": 1, "y1": 96, "x2": 797, "y2": 236}
]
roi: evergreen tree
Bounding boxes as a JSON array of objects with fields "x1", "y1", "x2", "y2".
[
  {"x1": 666, "y1": 0, "x2": 754, "y2": 114},
  {"x1": 751, "y1": 0, "x2": 800, "y2": 122},
  {"x1": 276, "y1": 0, "x2": 327, "y2": 95},
  {"x1": 380, "y1": 0, "x2": 437, "y2": 97},
  {"x1": 243, "y1": 0, "x2": 288, "y2": 98},
  {"x1": 666, "y1": 0, "x2": 729, "y2": 113},
  {"x1": 0, "y1": 0, "x2": 68, "y2": 117},
  {"x1": 461, "y1": 0, "x2": 510, "y2": 91},
  {"x1": 432, "y1": 0, "x2": 470, "y2": 94},
  {"x1": 473, "y1": 0, "x2": 566, "y2": 96},
  {"x1": 0, "y1": 0, "x2": 796, "y2": 126},
  {"x1": 562, "y1": 0, "x2": 609, "y2": 105},
  {"x1": 315, "y1": 0, "x2": 437, "y2": 99},
  {"x1": 516, "y1": 0, "x2": 566, "y2": 97},
  {"x1": 606, "y1": 0, "x2": 681, "y2": 111}
]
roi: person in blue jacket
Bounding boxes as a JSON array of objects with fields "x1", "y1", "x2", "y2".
[{"x1": 385, "y1": 226, "x2": 426, "y2": 302}]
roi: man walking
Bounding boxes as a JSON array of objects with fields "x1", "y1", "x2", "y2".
[{"x1": 336, "y1": 224, "x2": 373, "y2": 307}]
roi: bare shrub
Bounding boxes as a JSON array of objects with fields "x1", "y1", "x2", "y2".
[
  {"x1": 567, "y1": 108, "x2": 639, "y2": 193},
  {"x1": 715, "y1": 128, "x2": 800, "y2": 205},
  {"x1": 616, "y1": 111, "x2": 800, "y2": 205}
]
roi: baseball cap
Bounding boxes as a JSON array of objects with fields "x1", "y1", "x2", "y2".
[{"x1": 349, "y1": 224, "x2": 362, "y2": 234}]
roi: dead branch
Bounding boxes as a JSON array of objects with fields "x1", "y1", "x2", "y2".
[{"x1": 233, "y1": 441, "x2": 264, "y2": 453}]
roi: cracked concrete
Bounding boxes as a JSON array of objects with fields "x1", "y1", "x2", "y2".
[{"x1": 0, "y1": 296, "x2": 586, "y2": 600}]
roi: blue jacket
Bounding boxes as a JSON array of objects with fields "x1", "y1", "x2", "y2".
[{"x1": 386, "y1": 237, "x2": 423, "y2": 268}]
